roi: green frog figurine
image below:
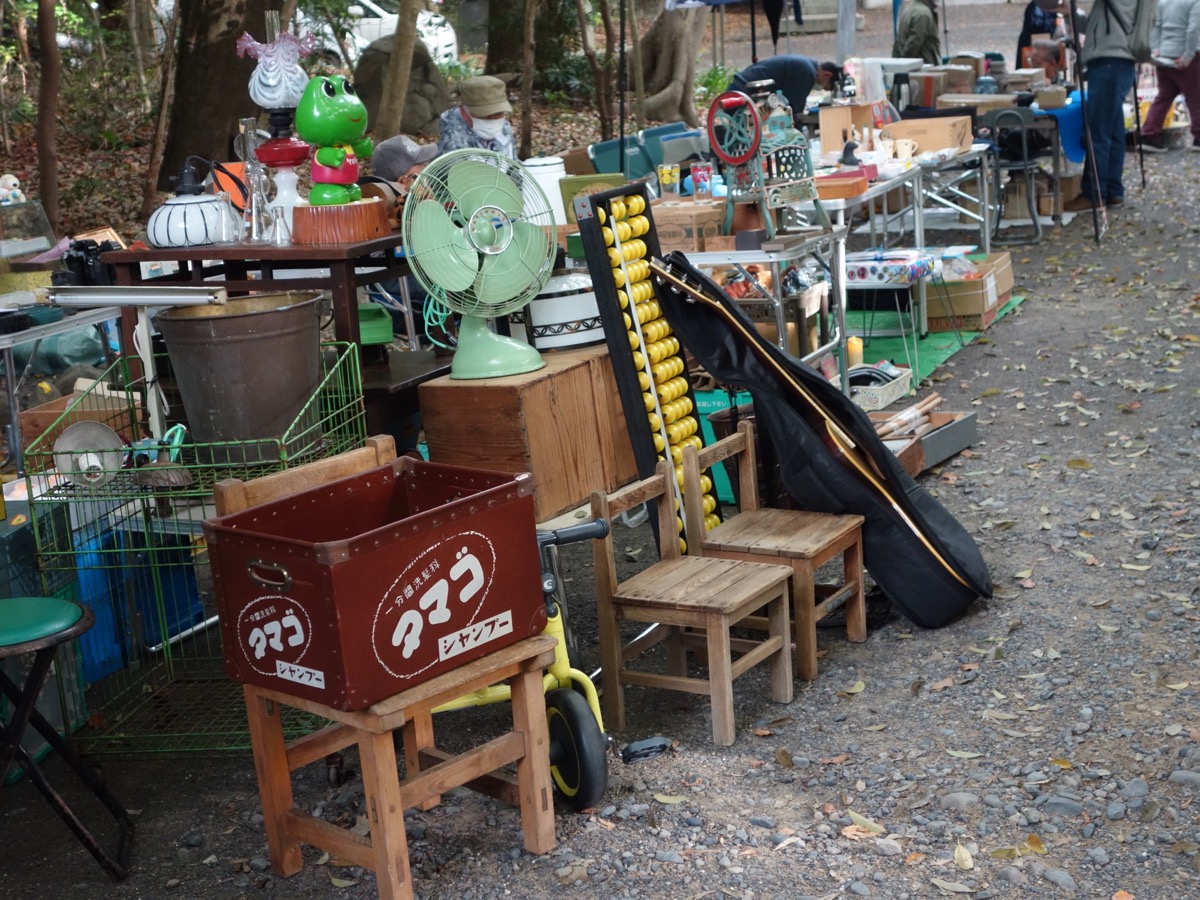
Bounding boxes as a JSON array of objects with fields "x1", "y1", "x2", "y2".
[{"x1": 294, "y1": 75, "x2": 373, "y2": 205}]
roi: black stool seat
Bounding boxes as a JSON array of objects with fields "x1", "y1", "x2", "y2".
[{"x1": 1, "y1": 596, "x2": 133, "y2": 880}]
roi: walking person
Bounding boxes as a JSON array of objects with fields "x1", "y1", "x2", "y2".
[
  {"x1": 1065, "y1": 0, "x2": 1157, "y2": 211},
  {"x1": 893, "y1": 0, "x2": 942, "y2": 65},
  {"x1": 1140, "y1": 0, "x2": 1200, "y2": 151}
]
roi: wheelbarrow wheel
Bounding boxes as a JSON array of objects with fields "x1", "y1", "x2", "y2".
[{"x1": 546, "y1": 687, "x2": 607, "y2": 811}]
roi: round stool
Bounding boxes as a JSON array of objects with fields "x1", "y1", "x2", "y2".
[{"x1": 0, "y1": 596, "x2": 133, "y2": 880}]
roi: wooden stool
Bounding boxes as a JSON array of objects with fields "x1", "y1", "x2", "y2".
[
  {"x1": 682, "y1": 421, "x2": 867, "y2": 681},
  {"x1": 243, "y1": 635, "x2": 558, "y2": 900},
  {"x1": 213, "y1": 437, "x2": 559, "y2": 899},
  {"x1": 592, "y1": 461, "x2": 793, "y2": 747}
]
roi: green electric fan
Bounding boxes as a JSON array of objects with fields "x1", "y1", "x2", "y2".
[{"x1": 402, "y1": 148, "x2": 557, "y2": 379}]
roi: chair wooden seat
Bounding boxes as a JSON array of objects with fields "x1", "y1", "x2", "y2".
[
  {"x1": 682, "y1": 421, "x2": 867, "y2": 681},
  {"x1": 214, "y1": 437, "x2": 559, "y2": 900},
  {"x1": 593, "y1": 462, "x2": 794, "y2": 747}
]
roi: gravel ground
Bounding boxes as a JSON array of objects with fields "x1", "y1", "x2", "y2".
[{"x1": 5, "y1": 7, "x2": 1200, "y2": 900}]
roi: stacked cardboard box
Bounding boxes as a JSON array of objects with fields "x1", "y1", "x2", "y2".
[
  {"x1": 650, "y1": 199, "x2": 725, "y2": 253},
  {"x1": 936, "y1": 93, "x2": 1019, "y2": 113},
  {"x1": 909, "y1": 71, "x2": 948, "y2": 107},
  {"x1": 930, "y1": 64, "x2": 976, "y2": 94},
  {"x1": 927, "y1": 252, "x2": 1014, "y2": 332}
]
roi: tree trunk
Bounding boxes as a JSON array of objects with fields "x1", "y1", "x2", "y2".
[
  {"x1": 126, "y1": 0, "x2": 152, "y2": 114},
  {"x1": 11, "y1": 0, "x2": 32, "y2": 66},
  {"x1": 159, "y1": 0, "x2": 272, "y2": 191},
  {"x1": 518, "y1": 0, "x2": 540, "y2": 159},
  {"x1": 35, "y1": 0, "x2": 60, "y2": 232},
  {"x1": 627, "y1": 0, "x2": 645, "y2": 132},
  {"x1": 640, "y1": 8, "x2": 707, "y2": 126},
  {"x1": 375, "y1": 0, "x2": 420, "y2": 138},
  {"x1": 575, "y1": 0, "x2": 616, "y2": 140},
  {"x1": 141, "y1": 2, "x2": 178, "y2": 222}
]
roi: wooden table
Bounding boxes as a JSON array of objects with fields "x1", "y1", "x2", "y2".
[
  {"x1": 102, "y1": 236, "x2": 409, "y2": 346},
  {"x1": 102, "y1": 238, "x2": 438, "y2": 449}
]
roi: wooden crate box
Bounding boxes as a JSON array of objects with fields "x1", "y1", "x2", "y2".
[{"x1": 420, "y1": 345, "x2": 634, "y2": 521}]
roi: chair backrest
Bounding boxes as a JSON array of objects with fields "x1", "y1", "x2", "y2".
[
  {"x1": 981, "y1": 106, "x2": 1038, "y2": 164},
  {"x1": 213, "y1": 435, "x2": 398, "y2": 516},
  {"x1": 638, "y1": 122, "x2": 689, "y2": 169},
  {"x1": 680, "y1": 420, "x2": 761, "y2": 556},
  {"x1": 590, "y1": 459, "x2": 681, "y2": 595},
  {"x1": 588, "y1": 135, "x2": 654, "y2": 180}
]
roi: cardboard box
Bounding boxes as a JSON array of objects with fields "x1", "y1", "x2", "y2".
[
  {"x1": 909, "y1": 70, "x2": 948, "y2": 107},
  {"x1": 930, "y1": 64, "x2": 976, "y2": 94},
  {"x1": 649, "y1": 198, "x2": 724, "y2": 253},
  {"x1": 927, "y1": 252, "x2": 1013, "y2": 332},
  {"x1": 879, "y1": 115, "x2": 973, "y2": 154},
  {"x1": 1034, "y1": 84, "x2": 1067, "y2": 109},
  {"x1": 815, "y1": 173, "x2": 869, "y2": 200},
  {"x1": 936, "y1": 93, "x2": 1019, "y2": 113},
  {"x1": 20, "y1": 391, "x2": 142, "y2": 453},
  {"x1": 1060, "y1": 172, "x2": 1083, "y2": 203},
  {"x1": 420, "y1": 345, "x2": 631, "y2": 521},
  {"x1": 1005, "y1": 67, "x2": 1050, "y2": 91},
  {"x1": 1035, "y1": 174, "x2": 1062, "y2": 218},
  {"x1": 950, "y1": 51, "x2": 988, "y2": 77},
  {"x1": 560, "y1": 173, "x2": 629, "y2": 224},
  {"x1": 559, "y1": 145, "x2": 595, "y2": 175},
  {"x1": 819, "y1": 103, "x2": 878, "y2": 151}
]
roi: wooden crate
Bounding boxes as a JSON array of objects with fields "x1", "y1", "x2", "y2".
[{"x1": 419, "y1": 345, "x2": 633, "y2": 521}]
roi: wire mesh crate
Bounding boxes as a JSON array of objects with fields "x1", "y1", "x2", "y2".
[{"x1": 23, "y1": 343, "x2": 366, "y2": 755}]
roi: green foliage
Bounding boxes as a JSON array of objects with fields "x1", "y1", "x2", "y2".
[
  {"x1": 438, "y1": 58, "x2": 481, "y2": 86},
  {"x1": 539, "y1": 53, "x2": 594, "y2": 104},
  {"x1": 694, "y1": 63, "x2": 735, "y2": 107}
]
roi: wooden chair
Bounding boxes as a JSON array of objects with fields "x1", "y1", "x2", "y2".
[
  {"x1": 590, "y1": 460, "x2": 793, "y2": 747},
  {"x1": 681, "y1": 420, "x2": 867, "y2": 681},
  {"x1": 213, "y1": 436, "x2": 558, "y2": 900}
]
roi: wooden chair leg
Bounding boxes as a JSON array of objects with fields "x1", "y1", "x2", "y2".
[
  {"x1": 790, "y1": 561, "x2": 820, "y2": 682},
  {"x1": 509, "y1": 664, "x2": 556, "y2": 855},
  {"x1": 766, "y1": 588, "x2": 794, "y2": 704},
  {"x1": 596, "y1": 600, "x2": 627, "y2": 733},
  {"x1": 358, "y1": 730, "x2": 412, "y2": 900},
  {"x1": 665, "y1": 625, "x2": 688, "y2": 677},
  {"x1": 704, "y1": 613, "x2": 736, "y2": 746},
  {"x1": 242, "y1": 685, "x2": 303, "y2": 877},
  {"x1": 402, "y1": 711, "x2": 439, "y2": 811},
  {"x1": 844, "y1": 536, "x2": 868, "y2": 644}
]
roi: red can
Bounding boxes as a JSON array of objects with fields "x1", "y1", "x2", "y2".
[{"x1": 204, "y1": 458, "x2": 546, "y2": 710}]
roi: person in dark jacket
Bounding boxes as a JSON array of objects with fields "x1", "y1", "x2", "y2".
[
  {"x1": 894, "y1": 0, "x2": 941, "y2": 65},
  {"x1": 1016, "y1": 0, "x2": 1086, "y2": 65},
  {"x1": 726, "y1": 55, "x2": 842, "y2": 124}
]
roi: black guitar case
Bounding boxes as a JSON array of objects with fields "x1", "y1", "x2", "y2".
[{"x1": 652, "y1": 251, "x2": 992, "y2": 628}]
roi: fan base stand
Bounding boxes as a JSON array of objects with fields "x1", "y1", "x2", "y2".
[{"x1": 449, "y1": 316, "x2": 546, "y2": 380}]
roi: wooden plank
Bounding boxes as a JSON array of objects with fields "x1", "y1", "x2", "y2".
[
  {"x1": 358, "y1": 730, "x2": 412, "y2": 900},
  {"x1": 285, "y1": 722, "x2": 356, "y2": 772},
  {"x1": 401, "y1": 733, "x2": 525, "y2": 809},
  {"x1": 419, "y1": 349, "x2": 608, "y2": 520},
  {"x1": 283, "y1": 808, "x2": 373, "y2": 869},
  {"x1": 243, "y1": 686, "x2": 304, "y2": 877},
  {"x1": 583, "y1": 347, "x2": 639, "y2": 491},
  {"x1": 417, "y1": 748, "x2": 520, "y2": 806}
]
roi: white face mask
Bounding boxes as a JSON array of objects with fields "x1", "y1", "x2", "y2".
[{"x1": 471, "y1": 117, "x2": 507, "y2": 141}]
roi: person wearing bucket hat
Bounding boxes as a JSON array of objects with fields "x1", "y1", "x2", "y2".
[{"x1": 436, "y1": 75, "x2": 516, "y2": 158}]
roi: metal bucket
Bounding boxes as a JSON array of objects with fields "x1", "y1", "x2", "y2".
[{"x1": 155, "y1": 292, "x2": 322, "y2": 464}]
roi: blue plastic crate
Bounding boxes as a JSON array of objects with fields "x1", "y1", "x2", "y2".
[{"x1": 115, "y1": 528, "x2": 204, "y2": 653}]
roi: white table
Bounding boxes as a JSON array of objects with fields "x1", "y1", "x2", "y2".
[{"x1": 1, "y1": 306, "x2": 120, "y2": 475}]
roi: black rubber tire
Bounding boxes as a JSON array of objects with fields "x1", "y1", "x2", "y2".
[{"x1": 545, "y1": 688, "x2": 607, "y2": 811}]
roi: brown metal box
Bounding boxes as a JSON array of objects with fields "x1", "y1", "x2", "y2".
[{"x1": 203, "y1": 458, "x2": 546, "y2": 711}]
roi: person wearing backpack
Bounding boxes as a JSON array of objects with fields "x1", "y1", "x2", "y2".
[
  {"x1": 1065, "y1": 0, "x2": 1158, "y2": 210},
  {"x1": 1140, "y1": 0, "x2": 1200, "y2": 151}
]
